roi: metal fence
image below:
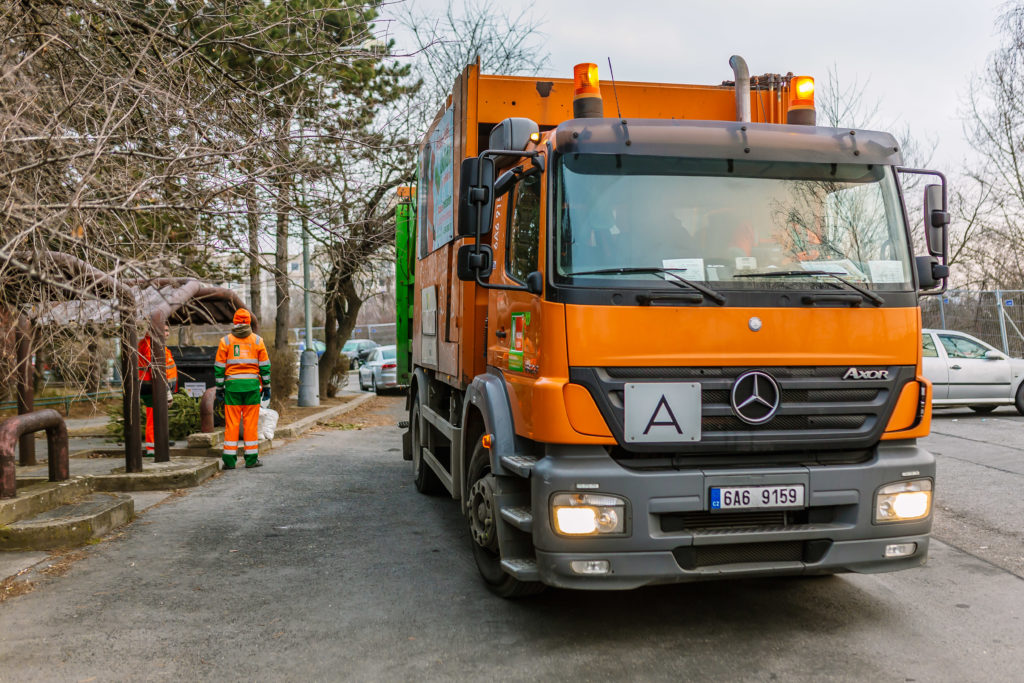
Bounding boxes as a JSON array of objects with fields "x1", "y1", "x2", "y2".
[{"x1": 921, "y1": 290, "x2": 1024, "y2": 358}]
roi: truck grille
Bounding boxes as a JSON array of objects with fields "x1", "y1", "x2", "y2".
[{"x1": 569, "y1": 365, "x2": 914, "y2": 457}]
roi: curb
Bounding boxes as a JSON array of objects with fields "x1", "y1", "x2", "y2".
[
  {"x1": 274, "y1": 392, "x2": 375, "y2": 439},
  {"x1": 187, "y1": 392, "x2": 375, "y2": 447},
  {"x1": 91, "y1": 458, "x2": 220, "y2": 491}
]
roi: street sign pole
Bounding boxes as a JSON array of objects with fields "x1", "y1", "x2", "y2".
[{"x1": 297, "y1": 189, "x2": 319, "y2": 407}]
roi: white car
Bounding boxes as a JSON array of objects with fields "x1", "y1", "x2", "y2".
[
  {"x1": 922, "y1": 328, "x2": 1024, "y2": 413},
  {"x1": 358, "y1": 345, "x2": 399, "y2": 394}
]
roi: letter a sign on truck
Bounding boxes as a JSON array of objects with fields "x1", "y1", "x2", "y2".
[{"x1": 624, "y1": 382, "x2": 702, "y2": 443}]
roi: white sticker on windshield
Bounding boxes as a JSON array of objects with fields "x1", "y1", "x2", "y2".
[
  {"x1": 801, "y1": 259, "x2": 868, "y2": 281},
  {"x1": 868, "y1": 260, "x2": 905, "y2": 283},
  {"x1": 662, "y1": 258, "x2": 706, "y2": 281},
  {"x1": 735, "y1": 256, "x2": 757, "y2": 271}
]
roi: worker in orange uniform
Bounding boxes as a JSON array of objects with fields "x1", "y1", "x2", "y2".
[
  {"x1": 214, "y1": 309, "x2": 270, "y2": 469},
  {"x1": 139, "y1": 323, "x2": 177, "y2": 457}
]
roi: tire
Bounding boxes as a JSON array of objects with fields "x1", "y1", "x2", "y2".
[
  {"x1": 970, "y1": 405, "x2": 997, "y2": 414},
  {"x1": 410, "y1": 400, "x2": 444, "y2": 495},
  {"x1": 371, "y1": 376, "x2": 380, "y2": 395},
  {"x1": 358, "y1": 373, "x2": 367, "y2": 391},
  {"x1": 1016, "y1": 384, "x2": 1024, "y2": 415},
  {"x1": 466, "y1": 437, "x2": 545, "y2": 598}
]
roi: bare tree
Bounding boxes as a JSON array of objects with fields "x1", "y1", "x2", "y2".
[
  {"x1": 958, "y1": 2, "x2": 1024, "y2": 288},
  {"x1": 0, "y1": 1, "x2": 405, "y2": 396}
]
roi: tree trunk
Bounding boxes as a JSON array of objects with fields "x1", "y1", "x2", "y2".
[
  {"x1": 319, "y1": 275, "x2": 362, "y2": 397},
  {"x1": 246, "y1": 190, "x2": 262, "y2": 324}
]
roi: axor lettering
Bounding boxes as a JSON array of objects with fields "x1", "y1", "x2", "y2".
[{"x1": 843, "y1": 367, "x2": 889, "y2": 380}]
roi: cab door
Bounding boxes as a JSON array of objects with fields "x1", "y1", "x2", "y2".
[{"x1": 487, "y1": 169, "x2": 543, "y2": 435}]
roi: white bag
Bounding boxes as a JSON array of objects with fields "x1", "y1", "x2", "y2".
[{"x1": 258, "y1": 407, "x2": 279, "y2": 441}]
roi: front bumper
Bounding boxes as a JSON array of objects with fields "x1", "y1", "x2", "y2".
[{"x1": 529, "y1": 441, "x2": 934, "y2": 589}]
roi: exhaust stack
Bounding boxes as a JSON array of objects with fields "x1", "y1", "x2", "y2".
[{"x1": 729, "y1": 55, "x2": 751, "y2": 123}]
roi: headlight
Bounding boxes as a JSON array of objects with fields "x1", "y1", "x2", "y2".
[
  {"x1": 875, "y1": 479, "x2": 932, "y2": 523},
  {"x1": 552, "y1": 493, "x2": 626, "y2": 536}
]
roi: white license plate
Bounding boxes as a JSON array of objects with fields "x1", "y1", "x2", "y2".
[
  {"x1": 624, "y1": 382, "x2": 701, "y2": 443},
  {"x1": 710, "y1": 484, "x2": 805, "y2": 511}
]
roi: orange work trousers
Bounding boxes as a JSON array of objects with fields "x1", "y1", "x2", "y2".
[
  {"x1": 144, "y1": 406, "x2": 155, "y2": 456},
  {"x1": 223, "y1": 403, "x2": 260, "y2": 467}
]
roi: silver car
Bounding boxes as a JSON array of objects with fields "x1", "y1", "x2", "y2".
[
  {"x1": 922, "y1": 328, "x2": 1024, "y2": 413},
  {"x1": 358, "y1": 345, "x2": 399, "y2": 394}
]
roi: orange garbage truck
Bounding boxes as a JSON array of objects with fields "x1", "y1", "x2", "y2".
[{"x1": 398, "y1": 56, "x2": 950, "y2": 596}]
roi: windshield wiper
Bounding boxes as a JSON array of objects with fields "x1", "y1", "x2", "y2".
[
  {"x1": 564, "y1": 267, "x2": 727, "y2": 305},
  {"x1": 735, "y1": 269, "x2": 884, "y2": 306}
]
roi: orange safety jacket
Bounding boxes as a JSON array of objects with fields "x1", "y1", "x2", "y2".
[
  {"x1": 138, "y1": 336, "x2": 178, "y2": 389},
  {"x1": 214, "y1": 333, "x2": 270, "y2": 391}
]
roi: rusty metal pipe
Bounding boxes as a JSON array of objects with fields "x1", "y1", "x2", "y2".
[
  {"x1": 0, "y1": 409, "x2": 69, "y2": 499},
  {"x1": 200, "y1": 387, "x2": 217, "y2": 434}
]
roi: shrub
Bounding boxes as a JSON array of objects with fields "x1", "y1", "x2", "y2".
[
  {"x1": 104, "y1": 391, "x2": 200, "y2": 443},
  {"x1": 268, "y1": 343, "x2": 297, "y2": 414}
]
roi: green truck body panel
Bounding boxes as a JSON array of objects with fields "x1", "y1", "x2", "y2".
[{"x1": 395, "y1": 199, "x2": 415, "y2": 386}]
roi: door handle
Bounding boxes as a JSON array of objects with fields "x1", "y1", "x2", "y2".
[
  {"x1": 951, "y1": 364, "x2": 962, "y2": 370},
  {"x1": 495, "y1": 329, "x2": 507, "y2": 339}
]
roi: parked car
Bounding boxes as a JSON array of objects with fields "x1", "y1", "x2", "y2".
[
  {"x1": 922, "y1": 328, "x2": 1024, "y2": 413},
  {"x1": 358, "y1": 345, "x2": 400, "y2": 394},
  {"x1": 297, "y1": 339, "x2": 327, "y2": 358},
  {"x1": 342, "y1": 338, "x2": 379, "y2": 369}
]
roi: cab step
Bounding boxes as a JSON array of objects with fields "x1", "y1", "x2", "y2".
[
  {"x1": 499, "y1": 506, "x2": 533, "y2": 533},
  {"x1": 500, "y1": 557, "x2": 539, "y2": 581},
  {"x1": 499, "y1": 455, "x2": 537, "y2": 478}
]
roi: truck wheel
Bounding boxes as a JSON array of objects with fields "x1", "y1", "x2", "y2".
[
  {"x1": 466, "y1": 437, "x2": 544, "y2": 598},
  {"x1": 1016, "y1": 384, "x2": 1024, "y2": 415},
  {"x1": 970, "y1": 405, "x2": 997, "y2": 414},
  {"x1": 410, "y1": 401, "x2": 444, "y2": 495}
]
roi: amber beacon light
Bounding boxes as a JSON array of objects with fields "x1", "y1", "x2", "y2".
[
  {"x1": 787, "y1": 75, "x2": 816, "y2": 125},
  {"x1": 572, "y1": 62, "x2": 604, "y2": 119}
]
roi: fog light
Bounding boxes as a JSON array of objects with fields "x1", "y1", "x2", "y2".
[
  {"x1": 552, "y1": 493, "x2": 626, "y2": 536},
  {"x1": 884, "y1": 543, "x2": 917, "y2": 558},
  {"x1": 875, "y1": 479, "x2": 932, "y2": 523},
  {"x1": 570, "y1": 560, "x2": 610, "y2": 575}
]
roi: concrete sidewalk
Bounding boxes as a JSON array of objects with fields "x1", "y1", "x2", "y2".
[{"x1": 2, "y1": 391, "x2": 380, "y2": 581}]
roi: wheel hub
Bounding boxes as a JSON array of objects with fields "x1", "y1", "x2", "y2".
[{"x1": 468, "y1": 476, "x2": 497, "y2": 548}]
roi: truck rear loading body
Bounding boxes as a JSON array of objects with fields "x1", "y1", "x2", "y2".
[{"x1": 398, "y1": 58, "x2": 949, "y2": 595}]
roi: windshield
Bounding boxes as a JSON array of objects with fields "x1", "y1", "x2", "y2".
[
  {"x1": 555, "y1": 155, "x2": 913, "y2": 291},
  {"x1": 342, "y1": 341, "x2": 358, "y2": 352},
  {"x1": 381, "y1": 347, "x2": 396, "y2": 360}
]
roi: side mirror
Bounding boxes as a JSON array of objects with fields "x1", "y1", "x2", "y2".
[
  {"x1": 916, "y1": 255, "x2": 949, "y2": 290},
  {"x1": 458, "y1": 157, "x2": 494, "y2": 238},
  {"x1": 985, "y1": 349, "x2": 1005, "y2": 360},
  {"x1": 924, "y1": 184, "x2": 948, "y2": 258},
  {"x1": 525, "y1": 271, "x2": 543, "y2": 295},
  {"x1": 457, "y1": 244, "x2": 493, "y2": 282}
]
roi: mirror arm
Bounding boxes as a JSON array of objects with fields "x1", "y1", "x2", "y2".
[{"x1": 469, "y1": 148, "x2": 541, "y2": 292}]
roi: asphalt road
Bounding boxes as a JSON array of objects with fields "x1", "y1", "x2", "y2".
[{"x1": 1, "y1": 398, "x2": 1022, "y2": 682}]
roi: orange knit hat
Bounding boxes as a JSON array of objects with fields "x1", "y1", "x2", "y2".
[{"x1": 233, "y1": 308, "x2": 251, "y2": 325}]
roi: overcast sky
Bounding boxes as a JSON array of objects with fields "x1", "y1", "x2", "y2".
[{"x1": 384, "y1": 0, "x2": 1009, "y2": 174}]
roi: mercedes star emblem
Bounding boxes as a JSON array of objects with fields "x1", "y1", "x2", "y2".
[{"x1": 730, "y1": 370, "x2": 781, "y2": 425}]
